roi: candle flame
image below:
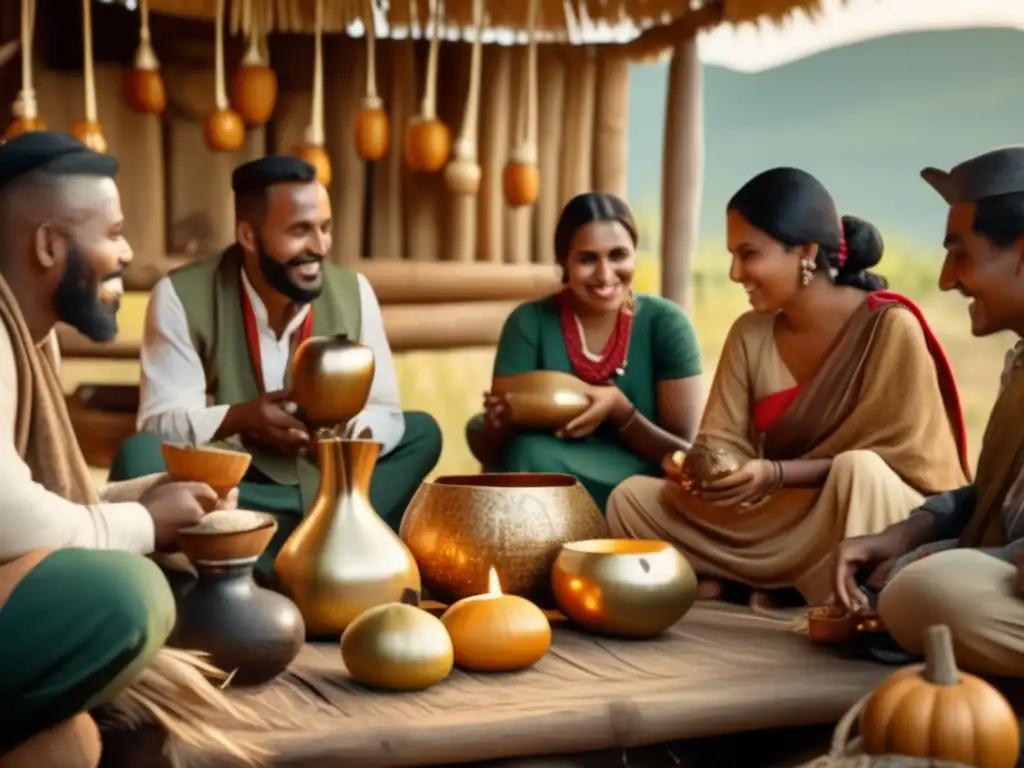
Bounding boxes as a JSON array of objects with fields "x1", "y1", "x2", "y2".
[{"x1": 487, "y1": 567, "x2": 503, "y2": 595}]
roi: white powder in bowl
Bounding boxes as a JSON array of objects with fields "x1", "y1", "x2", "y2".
[{"x1": 182, "y1": 510, "x2": 270, "y2": 535}]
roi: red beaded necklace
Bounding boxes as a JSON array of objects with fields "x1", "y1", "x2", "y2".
[{"x1": 558, "y1": 288, "x2": 634, "y2": 385}]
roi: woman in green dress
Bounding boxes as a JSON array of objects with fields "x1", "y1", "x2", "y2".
[{"x1": 468, "y1": 193, "x2": 704, "y2": 511}]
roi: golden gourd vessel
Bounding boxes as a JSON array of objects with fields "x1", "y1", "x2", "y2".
[
  {"x1": 551, "y1": 539, "x2": 697, "y2": 638},
  {"x1": 400, "y1": 472, "x2": 608, "y2": 605},
  {"x1": 273, "y1": 335, "x2": 421, "y2": 636}
]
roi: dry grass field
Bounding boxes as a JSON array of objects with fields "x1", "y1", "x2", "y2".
[{"x1": 64, "y1": 246, "x2": 1012, "y2": 483}]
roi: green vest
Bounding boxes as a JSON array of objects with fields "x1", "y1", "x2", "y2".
[{"x1": 168, "y1": 246, "x2": 362, "y2": 511}]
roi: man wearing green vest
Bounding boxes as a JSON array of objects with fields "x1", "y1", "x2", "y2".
[{"x1": 110, "y1": 156, "x2": 442, "y2": 576}]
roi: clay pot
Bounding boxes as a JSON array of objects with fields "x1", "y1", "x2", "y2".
[
  {"x1": 172, "y1": 514, "x2": 305, "y2": 686},
  {"x1": 681, "y1": 440, "x2": 740, "y2": 489},
  {"x1": 290, "y1": 334, "x2": 375, "y2": 430}
]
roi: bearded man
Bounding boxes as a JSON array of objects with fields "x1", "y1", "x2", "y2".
[
  {"x1": 834, "y1": 146, "x2": 1024, "y2": 678},
  {"x1": 0, "y1": 132, "x2": 255, "y2": 767},
  {"x1": 111, "y1": 155, "x2": 442, "y2": 577}
]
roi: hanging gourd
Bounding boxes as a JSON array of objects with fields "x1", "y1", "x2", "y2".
[
  {"x1": 403, "y1": 0, "x2": 450, "y2": 173},
  {"x1": 442, "y1": 0, "x2": 484, "y2": 195},
  {"x1": 860, "y1": 624, "x2": 1019, "y2": 768},
  {"x1": 502, "y1": 0, "x2": 540, "y2": 208},
  {"x1": 70, "y1": 0, "x2": 107, "y2": 153},
  {"x1": 204, "y1": 0, "x2": 245, "y2": 152},
  {"x1": 353, "y1": 0, "x2": 388, "y2": 162},
  {"x1": 292, "y1": 0, "x2": 331, "y2": 186},
  {"x1": 4, "y1": 0, "x2": 44, "y2": 140},
  {"x1": 232, "y1": 0, "x2": 276, "y2": 126},
  {"x1": 122, "y1": 0, "x2": 166, "y2": 115}
]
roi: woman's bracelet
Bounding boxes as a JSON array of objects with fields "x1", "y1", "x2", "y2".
[
  {"x1": 769, "y1": 460, "x2": 784, "y2": 494},
  {"x1": 616, "y1": 404, "x2": 639, "y2": 432}
]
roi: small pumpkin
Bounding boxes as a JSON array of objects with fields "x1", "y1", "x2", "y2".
[
  {"x1": 502, "y1": 160, "x2": 539, "y2": 208},
  {"x1": 440, "y1": 568, "x2": 550, "y2": 673},
  {"x1": 403, "y1": 117, "x2": 450, "y2": 173},
  {"x1": 233, "y1": 38, "x2": 277, "y2": 126},
  {"x1": 204, "y1": 108, "x2": 245, "y2": 152},
  {"x1": 341, "y1": 602, "x2": 453, "y2": 691},
  {"x1": 3, "y1": 116, "x2": 46, "y2": 141},
  {"x1": 292, "y1": 144, "x2": 331, "y2": 187},
  {"x1": 354, "y1": 98, "x2": 389, "y2": 163},
  {"x1": 860, "y1": 624, "x2": 1019, "y2": 768},
  {"x1": 70, "y1": 121, "x2": 108, "y2": 154},
  {"x1": 681, "y1": 439, "x2": 739, "y2": 490}
]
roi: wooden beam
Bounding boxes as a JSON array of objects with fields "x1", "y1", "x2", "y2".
[
  {"x1": 123, "y1": 257, "x2": 562, "y2": 302},
  {"x1": 625, "y1": 2, "x2": 726, "y2": 61},
  {"x1": 56, "y1": 298, "x2": 524, "y2": 358}
]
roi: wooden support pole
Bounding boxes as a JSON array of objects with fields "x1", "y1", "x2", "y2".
[
  {"x1": 660, "y1": 36, "x2": 702, "y2": 310},
  {"x1": 592, "y1": 48, "x2": 630, "y2": 198}
]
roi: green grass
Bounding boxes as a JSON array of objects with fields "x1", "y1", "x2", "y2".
[{"x1": 66, "y1": 242, "x2": 1011, "y2": 480}]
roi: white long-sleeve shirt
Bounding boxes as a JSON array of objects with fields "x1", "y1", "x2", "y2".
[
  {"x1": 138, "y1": 267, "x2": 405, "y2": 455},
  {"x1": 0, "y1": 323, "x2": 156, "y2": 563}
]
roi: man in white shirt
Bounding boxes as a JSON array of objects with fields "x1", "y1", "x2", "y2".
[
  {"x1": 0, "y1": 133, "x2": 237, "y2": 765},
  {"x1": 110, "y1": 155, "x2": 442, "y2": 577}
]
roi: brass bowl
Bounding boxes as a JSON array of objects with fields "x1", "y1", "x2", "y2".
[
  {"x1": 290, "y1": 334, "x2": 375, "y2": 430},
  {"x1": 551, "y1": 539, "x2": 697, "y2": 638},
  {"x1": 399, "y1": 473, "x2": 609, "y2": 605},
  {"x1": 491, "y1": 371, "x2": 592, "y2": 430},
  {"x1": 161, "y1": 442, "x2": 252, "y2": 497},
  {"x1": 178, "y1": 513, "x2": 277, "y2": 565}
]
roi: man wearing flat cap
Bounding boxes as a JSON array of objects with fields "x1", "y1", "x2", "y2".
[
  {"x1": 833, "y1": 146, "x2": 1024, "y2": 678},
  {"x1": 112, "y1": 155, "x2": 443, "y2": 577},
  {"x1": 0, "y1": 133, "x2": 247, "y2": 765}
]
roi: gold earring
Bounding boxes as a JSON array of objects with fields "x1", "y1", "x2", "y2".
[
  {"x1": 800, "y1": 258, "x2": 816, "y2": 287},
  {"x1": 621, "y1": 288, "x2": 635, "y2": 316}
]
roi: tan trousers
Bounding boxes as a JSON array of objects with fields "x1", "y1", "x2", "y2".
[{"x1": 879, "y1": 548, "x2": 1024, "y2": 678}]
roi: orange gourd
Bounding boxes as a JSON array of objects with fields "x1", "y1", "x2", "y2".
[
  {"x1": 440, "y1": 568, "x2": 550, "y2": 673},
  {"x1": 204, "y1": 109, "x2": 245, "y2": 153},
  {"x1": 354, "y1": 104, "x2": 389, "y2": 162},
  {"x1": 122, "y1": 0, "x2": 165, "y2": 115},
  {"x1": 233, "y1": 35, "x2": 277, "y2": 126},
  {"x1": 404, "y1": 118, "x2": 450, "y2": 173},
  {"x1": 3, "y1": 116, "x2": 45, "y2": 140},
  {"x1": 70, "y1": 121, "x2": 108, "y2": 153},
  {"x1": 503, "y1": 157, "x2": 539, "y2": 208},
  {"x1": 503, "y1": 0, "x2": 540, "y2": 208},
  {"x1": 293, "y1": 143, "x2": 332, "y2": 188},
  {"x1": 860, "y1": 624, "x2": 1019, "y2": 768}
]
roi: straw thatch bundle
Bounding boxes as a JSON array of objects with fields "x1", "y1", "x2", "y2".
[
  {"x1": 99, "y1": 648, "x2": 276, "y2": 767},
  {"x1": 129, "y1": 0, "x2": 832, "y2": 38}
]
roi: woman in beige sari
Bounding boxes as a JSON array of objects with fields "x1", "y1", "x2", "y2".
[{"x1": 607, "y1": 167, "x2": 970, "y2": 608}]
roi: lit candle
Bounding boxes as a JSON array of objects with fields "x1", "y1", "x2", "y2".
[{"x1": 440, "y1": 567, "x2": 551, "y2": 672}]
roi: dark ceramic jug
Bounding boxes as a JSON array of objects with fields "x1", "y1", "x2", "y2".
[{"x1": 171, "y1": 518, "x2": 305, "y2": 686}]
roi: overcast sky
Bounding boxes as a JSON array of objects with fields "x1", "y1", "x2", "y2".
[{"x1": 699, "y1": 0, "x2": 1024, "y2": 72}]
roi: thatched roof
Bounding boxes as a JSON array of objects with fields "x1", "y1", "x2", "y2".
[{"x1": 134, "y1": 0, "x2": 826, "y2": 45}]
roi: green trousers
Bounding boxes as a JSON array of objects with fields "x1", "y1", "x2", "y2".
[
  {"x1": 0, "y1": 549, "x2": 175, "y2": 753},
  {"x1": 465, "y1": 413, "x2": 656, "y2": 513},
  {"x1": 110, "y1": 411, "x2": 443, "y2": 578}
]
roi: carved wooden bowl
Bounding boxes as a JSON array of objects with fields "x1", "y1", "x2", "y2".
[
  {"x1": 491, "y1": 371, "x2": 592, "y2": 431},
  {"x1": 161, "y1": 442, "x2": 252, "y2": 497},
  {"x1": 399, "y1": 473, "x2": 609, "y2": 606}
]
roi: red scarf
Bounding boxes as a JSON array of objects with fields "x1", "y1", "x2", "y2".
[
  {"x1": 240, "y1": 287, "x2": 314, "y2": 393},
  {"x1": 558, "y1": 289, "x2": 634, "y2": 385}
]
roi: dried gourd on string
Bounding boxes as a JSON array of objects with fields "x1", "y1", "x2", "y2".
[
  {"x1": 442, "y1": 0, "x2": 485, "y2": 195},
  {"x1": 403, "y1": 0, "x2": 450, "y2": 173},
  {"x1": 71, "y1": 0, "x2": 107, "y2": 153},
  {"x1": 122, "y1": 0, "x2": 166, "y2": 115},
  {"x1": 292, "y1": 0, "x2": 331, "y2": 185},
  {"x1": 503, "y1": 0, "x2": 540, "y2": 207},
  {"x1": 4, "y1": 0, "x2": 44, "y2": 140},
  {"x1": 232, "y1": 0, "x2": 277, "y2": 126},
  {"x1": 353, "y1": 0, "x2": 389, "y2": 162},
  {"x1": 204, "y1": 0, "x2": 245, "y2": 152}
]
